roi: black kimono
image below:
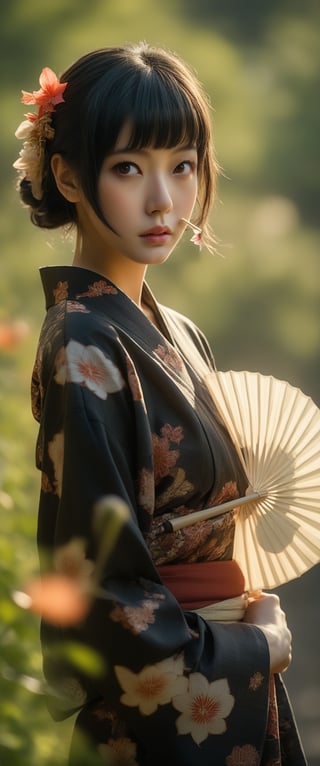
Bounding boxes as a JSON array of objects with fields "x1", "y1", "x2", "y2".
[{"x1": 32, "y1": 265, "x2": 306, "y2": 766}]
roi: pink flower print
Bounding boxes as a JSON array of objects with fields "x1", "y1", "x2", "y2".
[
  {"x1": 160, "y1": 423, "x2": 184, "y2": 444},
  {"x1": 152, "y1": 433, "x2": 180, "y2": 483},
  {"x1": 206, "y1": 481, "x2": 239, "y2": 509},
  {"x1": 115, "y1": 655, "x2": 187, "y2": 716},
  {"x1": 249, "y1": 672, "x2": 264, "y2": 691},
  {"x1": 154, "y1": 344, "x2": 184, "y2": 372},
  {"x1": 126, "y1": 356, "x2": 144, "y2": 401},
  {"x1": 98, "y1": 737, "x2": 138, "y2": 766},
  {"x1": 226, "y1": 744, "x2": 260, "y2": 765},
  {"x1": 66, "y1": 301, "x2": 89, "y2": 313},
  {"x1": 110, "y1": 599, "x2": 160, "y2": 635},
  {"x1": 172, "y1": 674, "x2": 234, "y2": 745},
  {"x1": 137, "y1": 468, "x2": 154, "y2": 514},
  {"x1": 54, "y1": 340, "x2": 125, "y2": 400},
  {"x1": 152, "y1": 423, "x2": 184, "y2": 484},
  {"x1": 76, "y1": 280, "x2": 118, "y2": 298},
  {"x1": 53, "y1": 281, "x2": 68, "y2": 304}
]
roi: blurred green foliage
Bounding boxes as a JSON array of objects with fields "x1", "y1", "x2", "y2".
[{"x1": 1, "y1": 1, "x2": 319, "y2": 764}]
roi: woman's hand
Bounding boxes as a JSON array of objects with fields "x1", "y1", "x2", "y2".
[{"x1": 243, "y1": 592, "x2": 292, "y2": 674}]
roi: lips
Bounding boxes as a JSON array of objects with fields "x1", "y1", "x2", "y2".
[{"x1": 140, "y1": 226, "x2": 172, "y2": 237}]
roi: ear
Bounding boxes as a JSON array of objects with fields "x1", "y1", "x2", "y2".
[{"x1": 51, "y1": 154, "x2": 80, "y2": 203}]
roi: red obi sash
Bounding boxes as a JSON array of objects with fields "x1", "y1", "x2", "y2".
[{"x1": 157, "y1": 560, "x2": 245, "y2": 609}]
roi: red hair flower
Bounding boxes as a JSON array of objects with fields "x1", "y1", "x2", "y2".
[{"x1": 21, "y1": 67, "x2": 67, "y2": 114}]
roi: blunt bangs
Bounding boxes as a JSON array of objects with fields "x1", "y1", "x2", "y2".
[
  {"x1": 91, "y1": 67, "x2": 205, "y2": 169},
  {"x1": 121, "y1": 75, "x2": 203, "y2": 152}
]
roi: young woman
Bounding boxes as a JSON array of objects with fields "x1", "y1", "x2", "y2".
[{"x1": 14, "y1": 44, "x2": 306, "y2": 765}]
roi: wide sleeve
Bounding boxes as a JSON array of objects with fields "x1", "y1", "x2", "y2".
[{"x1": 35, "y1": 316, "x2": 271, "y2": 753}]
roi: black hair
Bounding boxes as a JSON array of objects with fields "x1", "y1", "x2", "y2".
[{"x1": 17, "y1": 43, "x2": 218, "y2": 247}]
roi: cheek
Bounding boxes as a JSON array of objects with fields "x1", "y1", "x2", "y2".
[
  {"x1": 180, "y1": 175, "x2": 198, "y2": 203},
  {"x1": 178, "y1": 180, "x2": 198, "y2": 214},
  {"x1": 97, "y1": 179, "x2": 130, "y2": 220},
  {"x1": 190, "y1": 183, "x2": 198, "y2": 208}
]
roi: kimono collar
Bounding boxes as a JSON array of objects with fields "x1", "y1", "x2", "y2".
[
  {"x1": 40, "y1": 265, "x2": 123, "y2": 311},
  {"x1": 39, "y1": 265, "x2": 173, "y2": 342}
]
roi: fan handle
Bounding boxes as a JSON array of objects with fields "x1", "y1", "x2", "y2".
[{"x1": 159, "y1": 492, "x2": 265, "y2": 534}]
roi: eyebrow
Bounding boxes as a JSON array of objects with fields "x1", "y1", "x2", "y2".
[{"x1": 110, "y1": 144, "x2": 197, "y2": 156}]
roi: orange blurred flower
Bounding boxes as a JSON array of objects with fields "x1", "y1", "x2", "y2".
[
  {"x1": 0, "y1": 320, "x2": 30, "y2": 350},
  {"x1": 23, "y1": 573, "x2": 91, "y2": 626},
  {"x1": 13, "y1": 498, "x2": 130, "y2": 626},
  {"x1": 13, "y1": 539, "x2": 94, "y2": 626}
]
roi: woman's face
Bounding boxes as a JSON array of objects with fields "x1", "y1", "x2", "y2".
[{"x1": 75, "y1": 123, "x2": 198, "y2": 273}]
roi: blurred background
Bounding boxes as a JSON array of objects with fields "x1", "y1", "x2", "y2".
[{"x1": 0, "y1": 0, "x2": 319, "y2": 763}]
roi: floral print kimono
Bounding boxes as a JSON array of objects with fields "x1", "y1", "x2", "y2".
[{"x1": 32, "y1": 266, "x2": 306, "y2": 766}]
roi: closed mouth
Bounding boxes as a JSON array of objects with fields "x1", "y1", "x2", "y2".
[{"x1": 140, "y1": 226, "x2": 172, "y2": 237}]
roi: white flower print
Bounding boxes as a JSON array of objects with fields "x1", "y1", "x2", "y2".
[
  {"x1": 48, "y1": 431, "x2": 64, "y2": 497},
  {"x1": 172, "y1": 674, "x2": 234, "y2": 745},
  {"x1": 54, "y1": 340, "x2": 125, "y2": 399},
  {"x1": 115, "y1": 654, "x2": 188, "y2": 716}
]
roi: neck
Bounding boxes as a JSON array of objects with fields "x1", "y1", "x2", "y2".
[{"x1": 72, "y1": 233, "x2": 147, "y2": 307}]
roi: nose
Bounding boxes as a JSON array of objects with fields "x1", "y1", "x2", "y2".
[{"x1": 145, "y1": 174, "x2": 173, "y2": 216}]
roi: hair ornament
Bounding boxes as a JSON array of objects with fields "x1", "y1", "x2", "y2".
[
  {"x1": 181, "y1": 218, "x2": 202, "y2": 250},
  {"x1": 13, "y1": 67, "x2": 67, "y2": 200}
]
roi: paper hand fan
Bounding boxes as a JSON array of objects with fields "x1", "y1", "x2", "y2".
[{"x1": 163, "y1": 371, "x2": 320, "y2": 591}]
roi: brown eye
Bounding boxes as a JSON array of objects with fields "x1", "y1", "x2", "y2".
[
  {"x1": 114, "y1": 162, "x2": 140, "y2": 176},
  {"x1": 174, "y1": 161, "x2": 194, "y2": 175}
]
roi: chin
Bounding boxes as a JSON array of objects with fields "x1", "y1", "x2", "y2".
[{"x1": 148, "y1": 247, "x2": 174, "y2": 264}]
